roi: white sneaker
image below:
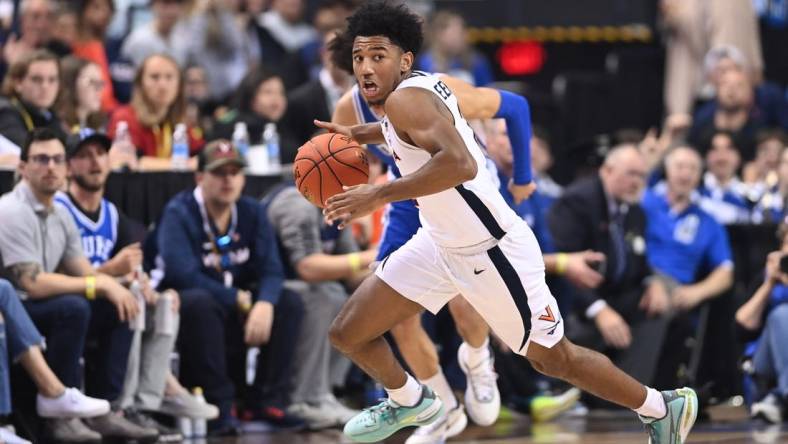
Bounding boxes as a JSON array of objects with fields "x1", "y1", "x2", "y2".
[
  {"x1": 405, "y1": 405, "x2": 467, "y2": 444},
  {"x1": 320, "y1": 394, "x2": 360, "y2": 425},
  {"x1": 752, "y1": 393, "x2": 784, "y2": 424},
  {"x1": 37, "y1": 388, "x2": 110, "y2": 418},
  {"x1": 286, "y1": 402, "x2": 336, "y2": 430},
  {"x1": 0, "y1": 425, "x2": 32, "y2": 444},
  {"x1": 458, "y1": 343, "x2": 500, "y2": 426}
]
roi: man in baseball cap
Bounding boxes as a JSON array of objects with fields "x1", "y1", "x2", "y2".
[
  {"x1": 65, "y1": 128, "x2": 113, "y2": 160},
  {"x1": 198, "y1": 139, "x2": 247, "y2": 172}
]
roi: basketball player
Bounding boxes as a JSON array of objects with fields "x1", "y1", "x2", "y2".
[
  {"x1": 329, "y1": 20, "x2": 596, "y2": 444},
  {"x1": 316, "y1": 2, "x2": 698, "y2": 443}
]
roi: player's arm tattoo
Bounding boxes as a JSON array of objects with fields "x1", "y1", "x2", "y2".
[{"x1": 6, "y1": 262, "x2": 42, "y2": 289}]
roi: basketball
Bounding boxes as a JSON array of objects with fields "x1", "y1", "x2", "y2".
[{"x1": 293, "y1": 133, "x2": 370, "y2": 208}]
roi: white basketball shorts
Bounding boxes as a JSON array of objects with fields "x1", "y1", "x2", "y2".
[{"x1": 375, "y1": 221, "x2": 564, "y2": 355}]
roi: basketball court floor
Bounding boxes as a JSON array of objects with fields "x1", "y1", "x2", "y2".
[{"x1": 207, "y1": 405, "x2": 788, "y2": 443}]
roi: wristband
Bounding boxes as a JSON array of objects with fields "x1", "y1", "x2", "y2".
[
  {"x1": 348, "y1": 252, "x2": 362, "y2": 272},
  {"x1": 85, "y1": 276, "x2": 97, "y2": 300},
  {"x1": 555, "y1": 253, "x2": 569, "y2": 275}
]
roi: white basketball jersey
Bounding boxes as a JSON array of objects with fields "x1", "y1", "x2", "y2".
[{"x1": 380, "y1": 71, "x2": 522, "y2": 251}]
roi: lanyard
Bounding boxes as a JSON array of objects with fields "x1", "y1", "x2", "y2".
[
  {"x1": 153, "y1": 122, "x2": 173, "y2": 158},
  {"x1": 194, "y1": 187, "x2": 237, "y2": 285},
  {"x1": 11, "y1": 98, "x2": 34, "y2": 131}
]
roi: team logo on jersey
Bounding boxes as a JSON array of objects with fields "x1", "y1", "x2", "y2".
[{"x1": 538, "y1": 306, "x2": 561, "y2": 335}]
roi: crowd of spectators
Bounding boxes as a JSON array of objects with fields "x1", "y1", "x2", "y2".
[{"x1": 0, "y1": 0, "x2": 786, "y2": 442}]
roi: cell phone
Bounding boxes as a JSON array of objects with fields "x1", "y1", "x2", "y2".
[
  {"x1": 779, "y1": 255, "x2": 788, "y2": 274},
  {"x1": 591, "y1": 259, "x2": 607, "y2": 275}
]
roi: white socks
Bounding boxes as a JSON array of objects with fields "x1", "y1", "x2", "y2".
[
  {"x1": 421, "y1": 369, "x2": 458, "y2": 410},
  {"x1": 463, "y1": 338, "x2": 491, "y2": 368},
  {"x1": 386, "y1": 373, "x2": 423, "y2": 407},
  {"x1": 635, "y1": 387, "x2": 667, "y2": 419}
]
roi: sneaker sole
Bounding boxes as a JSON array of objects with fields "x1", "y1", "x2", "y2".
[
  {"x1": 676, "y1": 387, "x2": 698, "y2": 444},
  {"x1": 37, "y1": 404, "x2": 111, "y2": 419}
]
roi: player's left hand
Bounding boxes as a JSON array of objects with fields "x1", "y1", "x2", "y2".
[
  {"x1": 509, "y1": 180, "x2": 537, "y2": 204},
  {"x1": 245, "y1": 301, "x2": 274, "y2": 346},
  {"x1": 671, "y1": 285, "x2": 705, "y2": 312},
  {"x1": 324, "y1": 184, "x2": 384, "y2": 229}
]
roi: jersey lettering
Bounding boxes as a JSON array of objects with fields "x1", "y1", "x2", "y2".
[{"x1": 433, "y1": 80, "x2": 452, "y2": 100}]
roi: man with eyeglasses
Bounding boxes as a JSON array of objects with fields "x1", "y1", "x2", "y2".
[
  {"x1": 57, "y1": 129, "x2": 220, "y2": 442},
  {"x1": 0, "y1": 128, "x2": 140, "y2": 442},
  {"x1": 154, "y1": 139, "x2": 304, "y2": 435},
  {"x1": 0, "y1": 49, "x2": 65, "y2": 167}
]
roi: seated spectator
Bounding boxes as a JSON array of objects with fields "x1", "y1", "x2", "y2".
[
  {"x1": 55, "y1": 57, "x2": 106, "y2": 132},
  {"x1": 51, "y1": 2, "x2": 78, "y2": 47},
  {"x1": 71, "y1": 0, "x2": 120, "y2": 112},
  {"x1": 754, "y1": 145, "x2": 788, "y2": 224},
  {"x1": 415, "y1": 10, "x2": 494, "y2": 86},
  {"x1": 485, "y1": 118, "x2": 556, "y2": 251},
  {"x1": 531, "y1": 126, "x2": 563, "y2": 201},
  {"x1": 698, "y1": 130, "x2": 752, "y2": 225},
  {"x1": 737, "y1": 224, "x2": 788, "y2": 423},
  {"x1": 120, "y1": 0, "x2": 190, "y2": 67},
  {"x1": 265, "y1": 182, "x2": 372, "y2": 429},
  {"x1": 0, "y1": 278, "x2": 110, "y2": 444},
  {"x1": 2, "y1": 0, "x2": 71, "y2": 67},
  {"x1": 688, "y1": 68, "x2": 767, "y2": 162},
  {"x1": 57, "y1": 130, "x2": 218, "y2": 440},
  {"x1": 107, "y1": 54, "x2": 203, "y2": 171},
  {"x1": 210, "y1": 67, "x2": 299, "y2": 164},
  {"x1": 0, "y1": 50, "x2": 66, "y2": 165},
  {"x1": 743, "y1": 128, "x2": 786, "y2": 195},
  {"x1": 642, "y1": 146, "x2": 734, "y2": 310},
  {"x1": 297, "y1": 0, "x2": 357, "y2": 81},
  {"x1": 548, "y1": 145, "x2": 673, "y2": 387},
  {"x1": 154, "y1": 141, "x2": 304, "y2": 435},
  {"x1": 696, "y1": 45, "x2": 788, "y2": 130},
  {"x1": 285, "y1": 31, "x2": 353, "y2": 145},
  {"x1": 0, "y1": 128, "x2": 143, "y2": 442}
]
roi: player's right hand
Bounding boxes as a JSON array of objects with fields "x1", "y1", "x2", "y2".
[
  {"x1": 97, "y1": 274, "x2": 140, "y2": 322},
  {"x1": 594, "y1": 306, "x2": 631, "y2": 349},
  {"x1": 314, "y1": 119, "x2": 352, "y2": 137}
]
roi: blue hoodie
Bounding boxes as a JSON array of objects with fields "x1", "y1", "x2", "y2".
[{"x1": 156, "y1": 189, "x2": 284, "y2": 307}]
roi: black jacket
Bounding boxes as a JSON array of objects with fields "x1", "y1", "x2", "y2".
[
  {"x1": 284, "y1": 79, "x2": 330, "y2": 146},
  {"x1": 0, "y1": 97, "x2": 65, "y2": 148},
  {"x1": 548, "y1": 175, "x2": 651, "y2": 318}
]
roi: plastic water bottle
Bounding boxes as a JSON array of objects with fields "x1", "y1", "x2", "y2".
[
  {"x1": 232, "y1": 121, "x2": 250, "y2": 160},
  {"x1": 246, "y1": 347, "x2": 260, "y2": 385},
  {"x1": 177, "y1": 415, "x2": 192, "y2": 439},
  {"x1": 112, "y1": 121, "x2": 137, "y2": 170},
  {"x1": 192, "y1": 387, "x2": 208, "y2": 438},
  {"x1": 171, "y1": 123, "x2": 190, "y2": 171},
  {"x1": 129, "y1": 266, "x2": 145, "y2": 331},
  {"x1": 262, "y1": 123, "x2": 280, "y2": 173}
]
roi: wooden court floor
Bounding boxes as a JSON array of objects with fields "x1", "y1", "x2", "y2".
[{"x1": 205, "y1": 406, "x2": 788, "y2": 443}]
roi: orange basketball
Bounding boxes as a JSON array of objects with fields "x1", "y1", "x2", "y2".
[{"x1": 293, "y1": 133, "x2": 370, "y2": 208}]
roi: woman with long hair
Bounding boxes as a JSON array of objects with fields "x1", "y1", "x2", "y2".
[
  {"x1": 210, "y1": 65, "x2": 298, "y2": 163},
  {"x1": 107, "y1": 53, "x2": 203, "y2": 171},
  {"x1": 56, "y1": 56, "x2": 106, "y2": 131}
]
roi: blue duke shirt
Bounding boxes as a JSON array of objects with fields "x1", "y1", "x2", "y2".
[
  {"x1": 642, "y1": 183, "x2": 733, "y2": 284},
  {"x1": 54, "y1": 192, "x2": 119, "y2": 268},
  {"x1": 156, "y1": 188, "x2": 284, "y2": 307}
]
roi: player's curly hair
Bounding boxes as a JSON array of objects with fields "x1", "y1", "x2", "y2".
[{"x1": 329, "y1": 0, "x2": 423, "y2": 75}]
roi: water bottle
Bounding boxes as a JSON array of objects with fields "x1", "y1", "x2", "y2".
[
  {"x1": 129, "y1": 266, "x2": 145, "y2": 331},
  {"x1": 177, "y1": 415, "x2": 192, "y2": 439},
  {"x1": 245, "y1": 347, "x2": 260, "y2": 385},
  {"x1": 232, "y1": 121, "x2": 250, "y2": 160},
  {"x1": 192, "y1": 387, "x2": 208, "y2": 438},
  {"x1": 262, "y1": 122, "x2": 280, "y2": 173},
  {"x1": 112, "y1": 120, "x2": 137, "y2": 170},
  {"x1": 171, "y1": 123, "x2": 190, "y2": 171}
]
